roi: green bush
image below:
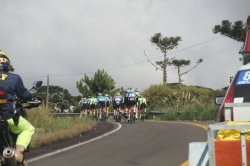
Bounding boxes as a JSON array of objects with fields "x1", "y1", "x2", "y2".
[{"x1": 142, "y1": 84, "x2": 224, "y2": 121}]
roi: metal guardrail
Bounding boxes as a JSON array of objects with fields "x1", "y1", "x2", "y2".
[
  {"x1": 49, "y1": 111, "x2": 186, "y2": 117},
  {"x1": 48, "y1": 113, "x2": 115, "y2": 117},
  {"x1": 149, "y1": 111, "x2": 186, "y2": 119},
  {"x1": 149, "y1": 111, "x2": 185, "y2": 115}
]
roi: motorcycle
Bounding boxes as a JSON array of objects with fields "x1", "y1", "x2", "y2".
[{"x1": 0, "y1": 81, "x2": 42, "y2": 166}]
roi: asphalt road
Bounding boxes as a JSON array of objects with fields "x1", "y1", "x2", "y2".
[{"x1": 26, "y1": 120, "x2": 212, "y2": 166}]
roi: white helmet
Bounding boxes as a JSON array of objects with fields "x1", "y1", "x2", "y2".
[{"x1": 105, "y1": 94, "x2": 109, "y2": 97}]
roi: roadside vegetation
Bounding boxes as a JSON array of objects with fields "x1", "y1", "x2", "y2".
[
  {"x1": 27, "y1": 106, "x2": 96, "y2": 149},
  {"x1": 142, "y1": 83, "x2": 226, "y2": 121}
]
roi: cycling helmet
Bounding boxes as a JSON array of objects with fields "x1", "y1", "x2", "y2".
[
  {"x1": 115, "y1": 92, "x2": 120, "y2": 96},
  {"x1": 130, "y1": 90, "x2": 135, "y2": 92},
  {"x1": 135, "y1": 88, "x2": 139, "y2": 92},
  {"x1": 0, "y1": 50, "x2": 10, "y2": 72},
  {"x1": 98, "y1": 93, "x2": 102, "y2": 96},
  {"x1": 105, "y1": 94, "x2": 109, "y2": 97}
]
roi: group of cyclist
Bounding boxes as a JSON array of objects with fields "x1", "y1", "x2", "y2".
[
  {"x1": 78, "y1": 88, "x2": 147, "y2": 121},
  {"x1": 78, "y1": 93, "x2": 111, "y2": 120},
  {"x1": 113, "y1": 88, "x2": 147, "y2": 121}
]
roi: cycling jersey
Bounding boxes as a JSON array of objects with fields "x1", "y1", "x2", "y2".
[
  {"x1": 97, "y1": 95, "x2": 105, "y2": 108},
  {"x1": 113, "y1": 95, "x2": 122, "y2": 109},
  {"x1": 138, "y1": 97, "x2": 147, "y2": 108},
  {"x1": 88, "y1": 97, "x2": 97, "y2": 109},
  {"x1": 127, "y1": 91, "x2": 136, "y2": 107},
  {"x1": 81, "y1": 99, "x2": 89, "y2": 109},
  {"x1": 105, "y1": 96, "x2": 111, "y2": 107}
]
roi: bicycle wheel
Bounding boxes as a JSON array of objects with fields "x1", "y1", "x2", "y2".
[
  {"x1": 130, "y1": 111, "x2": 133, "y2": 124},
  {"x1": 141, "y1": 110, "x2": 145, "y2": 122},
  {"x1": 115, "y1": 115, "x2": 118, "y2": 122},
  {"x1": 133, "y1": 116, "x2": 135, "y2": 123}
]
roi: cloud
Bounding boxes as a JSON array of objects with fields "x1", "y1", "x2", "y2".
[{"x1": 0, "y1": 0, "x2": 249, "y2": 95}]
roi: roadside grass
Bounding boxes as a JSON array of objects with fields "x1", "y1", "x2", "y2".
[
  {"x1": 148, "y1": 103, "x2": 219, "y2": 121},
  {"x1": 27, "y1": 107, "x2": 96, "y2": 149},
  {"x1": 143, "y1": 84, "x2": 224, "y2": 121}
]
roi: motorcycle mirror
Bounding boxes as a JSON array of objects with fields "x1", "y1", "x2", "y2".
[{"x1": 32, "y1": 81, "x2": 43, "y2": 89}]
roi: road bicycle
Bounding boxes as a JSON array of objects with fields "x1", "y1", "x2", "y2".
[
  {"x1": 101, "y1": 106, "x2": 107, "y2": 122},
  {"x1": 129, "y1": 107, "x2": 136, "y2": 124},
  {"x1": 140, "y1": 106, "x2": 146, "y2": 122},
  {"x1": 115, "y1": 107, "x2": 122, "y2": 122}
]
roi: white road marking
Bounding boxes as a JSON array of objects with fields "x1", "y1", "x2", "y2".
[{"x1": 27, "y1": 122, "x2": 122, "y2": 163}]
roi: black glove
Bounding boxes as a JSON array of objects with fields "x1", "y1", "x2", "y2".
[
  {"x1": 31, "y1": 97, "x2": 42, "y2": 102},
  {"x1": 28, "y1": 97, "x2": 42, "y2": 107}
]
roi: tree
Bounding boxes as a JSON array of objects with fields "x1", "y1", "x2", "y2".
[
  {"x1": 36, "y1": 85, "x2": 74, "y2": 105},
  {"x1": 150, "y1": 33, "x2": 182, "y2": 84},
  {"x1": 37, "y1": 85, "x2": 63, "y2": 96},
  {"x1": 9, "y1": 65, "x2": 14, "y2": 72},
  {"x1": 76, "y1": 69, "x2": 116, "y2": 96},
  {"x1": 212, "y1": 20, "x2": 247, "y2": 42},
  {"x1": 171, "y1": 59, "x2": 203, "y2": 83},
  {"x1": 63, "y1": 89, "x2": 72, "y2": 103}
]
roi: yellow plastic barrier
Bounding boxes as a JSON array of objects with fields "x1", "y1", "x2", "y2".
[{"x1": 216, "y1": 121, "x2": 250, "y2": 140}]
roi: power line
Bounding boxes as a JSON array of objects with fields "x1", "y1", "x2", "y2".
[{"x1": 23, "y1": 36, "x2": 224, "y2": 80}]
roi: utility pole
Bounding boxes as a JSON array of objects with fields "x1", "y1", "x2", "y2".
[{"x1": 46, "y1": 74, "x2": 49, "y2": 109}]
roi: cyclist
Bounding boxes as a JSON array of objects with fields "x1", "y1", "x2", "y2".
[
  {"x1": 138, "y1": 95, "x2": 147, "y2": 119},
  {"x1": 0, "y1": 50, "x2": 39, "y2": 166},
  {"x1": 121, "y1": 93, "x2": 126, "y2": 118},
  {"x1": 82, "y1": 97, "x2": 89, "y2": 117},
  {"x1": 78, "y1": 97, "x2": 84, "y2": 117},
  {"x1": 96, "y1": 93, "x2": 106, "y2": 120},
  {"x1": 126, "y1": 89, "x2": 137, "y2": 121},
  {"x1": 88, "y1": 96, "x2": 97, "y2": 118},
  {"x1": 84, "y1": 96, "x2": 91, "y2": 116},
  {"x1": 134, "y1": 88, "x2": 140, "y2": 119},
  {"x1": 113, "y1": 92, "x2": 123, "y2": 120},
  {"x1": 104, "y1": 94, "x2": 111, "y2": 118},
  {"x1": 124, "y1": 89, "x2": 130, "y2": 119}
]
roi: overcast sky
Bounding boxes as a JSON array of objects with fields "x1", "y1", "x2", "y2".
[{"x1": 1, "y1": 0, "x2": 250, "y2": 96}]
